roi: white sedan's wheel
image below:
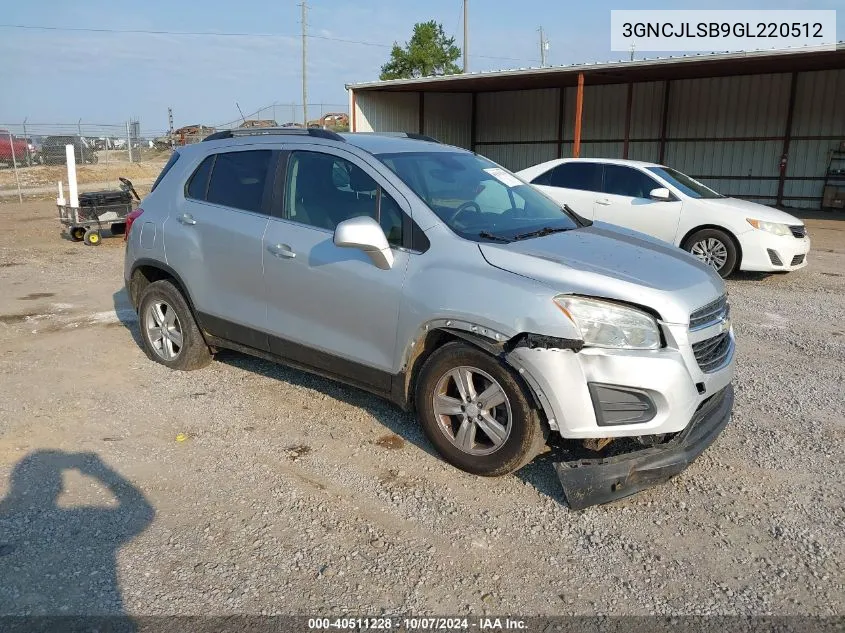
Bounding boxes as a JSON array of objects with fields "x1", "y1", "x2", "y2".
[{"x1": 684, "y1": 228, "x2": 738, "y2": 278}]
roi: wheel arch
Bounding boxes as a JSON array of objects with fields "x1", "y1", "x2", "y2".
[
  {"x1": 398, "y1": 326, "x2": 547, "y2": 418},
  {"x1": 679, "y1": 224, "x2": 743, "y2": 268},
  {"x1": 129, "y1": 259, "x2": 198, "y2": 317}
]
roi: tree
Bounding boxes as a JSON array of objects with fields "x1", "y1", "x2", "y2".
[{"x1": 380, "y1": 21, "x2": 462, "y2": 80}]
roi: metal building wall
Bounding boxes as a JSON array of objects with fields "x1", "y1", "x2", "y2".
[
  {"x1": 352, "y1": 66, "x2": 844, "y2": 208},
  {"x1": 423, "y1": 93, "x2": 472, "y2": 149},
  {"x1": 354, "y1": 91, "x2": 418, "y2": 134},
  {"x1": 475, "y1": 88, "x2": 559, "y2": 171},
  {"x1": 663, "y1": 73, "x2": 791, "y2": 205},
  {"x1": 784, "y1": 69, "x2": 845, "y2": 208}
]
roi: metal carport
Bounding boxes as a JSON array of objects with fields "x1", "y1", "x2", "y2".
[{"x1": 347, "y1": 44, "x2": 845, "y2": 209}]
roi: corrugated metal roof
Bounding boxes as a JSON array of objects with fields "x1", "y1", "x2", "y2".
[{"x1": 347, "y1": 42, "x2": 845, "y2": 92}]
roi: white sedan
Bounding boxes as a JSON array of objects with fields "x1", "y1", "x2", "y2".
[{"x1": 516, "y1": 158, "x2": 810, "y2": 277}]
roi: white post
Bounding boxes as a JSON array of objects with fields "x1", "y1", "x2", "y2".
[
  {"x1": 57, "y1": 181, "x2": 65, "y2": 206},
  {"x1": 126, "y1": 121, "x2": 132, "y2": 163},
  {"x1": 8, "y1": 131, "x2": 22, "y2": 203},
  {"x1": 66, "y1": 144, "x2": 79, "y2": 208}
]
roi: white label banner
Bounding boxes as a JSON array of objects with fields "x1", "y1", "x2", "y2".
[{"x1": 611, "y1": 10, "x2": 837, "y2": 52}]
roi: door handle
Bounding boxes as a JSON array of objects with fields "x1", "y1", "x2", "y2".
[
  {"x1": 595, "y1": 198, "x2": 611, "y2": 206},
  {"x1": 268, "y1": 243, "x2": 296, "y2": 259},
  {"x1": 179, "y1": 213, "x2": 197, "y2": 225}
]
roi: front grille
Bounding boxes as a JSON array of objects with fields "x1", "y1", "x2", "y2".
[
  {"x1": 767, "y1": 249, "x2": 783, "y2": 266},
  {"x1": 693, "y1": 332, "x2": 733, "y2": 373},
  {"x1": 689, "y1": 295, "x2": 728, "y2": 331},
  {"x1": 791, "y1": 254, "x2": 805, "y2": 266},
  {"x1": 789, "y1": 225, "x2": 807, "y2": 238}
]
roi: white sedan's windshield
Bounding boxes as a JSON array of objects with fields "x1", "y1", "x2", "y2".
[
  {"x1": 647, "y1": 166, "x2": 724, "y2": 199},
  {"x1": 377, "y1": 151, "x2": 580, "y2": 242}
]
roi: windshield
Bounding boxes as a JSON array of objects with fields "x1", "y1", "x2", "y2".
[
  {"x1": 377, "y1": 151, "x2": 580, "y2": 241},
  {"x1": 647, "y1": 166, "x2": 724, "y2": 199}
]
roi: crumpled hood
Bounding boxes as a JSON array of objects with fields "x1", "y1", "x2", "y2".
[
  {"x1": 702, "y1": 197, "x2": 804, "y2": 224},
  {"x1": 479, "y1": 223, "x2": 725, "y2": 324}
]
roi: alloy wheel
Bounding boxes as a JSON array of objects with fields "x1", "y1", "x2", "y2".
[
  {"x1": 145, "y1": 300, "x2": 183, "y2": 361},
  {"x1": 690, "y1": 238, "x2": 728, "y2": 271},
  {"x1": 432, "y1": 366, "x2": 512, "y2": 456}
]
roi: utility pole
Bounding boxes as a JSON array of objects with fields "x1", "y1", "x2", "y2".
[
  {"x1": 168, "y1": 107, "x2": 174, "y2": 150},
  {"x1": 301, "y1": 1, "x2": 308, "y2": 126},
  {"x1": 539, "y1": 27, "x2": 548, "y2": 67},
  {"x1": 463, "y1": 0, "x2": 469, "y2": 72},
  {"x1": 22, "y1": 117, "x2": 31, "y2": 166}
]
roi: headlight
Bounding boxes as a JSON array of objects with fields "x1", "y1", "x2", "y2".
[
  {"x1": 747, "y1": 218, "x2": 791, "y2": 236},
  {"x1": 553, "y1": 296, "x2": 661, "y2": 350}
]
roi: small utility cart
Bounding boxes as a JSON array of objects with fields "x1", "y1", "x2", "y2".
[{"x1": 59, "y1": 177, "x2": 141, "y2": 245}]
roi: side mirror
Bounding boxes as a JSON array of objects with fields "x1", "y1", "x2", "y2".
[
  {"x1": 649, "y1": 187, "x2": 671, "y2": 201},
  {"x1": 333, "y1": 215, "x2": 394, "y2": 270}
]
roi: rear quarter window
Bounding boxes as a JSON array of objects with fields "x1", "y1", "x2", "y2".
[
  {"x1": 531, "y1": 168, "x2": 554, "y2": 185},
  {"x1": 185, "y1": 155, "x2": 214, "y2": 200},
  {"x1": 150, "y1": 151, "x2": 180, "y2": 192}
]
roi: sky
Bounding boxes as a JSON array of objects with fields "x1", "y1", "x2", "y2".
[{"x1": 0, "y1": 0, "x2": 841, "y2": 137}]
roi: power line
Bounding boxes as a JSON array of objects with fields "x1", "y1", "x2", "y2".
[{"x1": 0, "y1": 23, "x2": 539, "y2": 63}]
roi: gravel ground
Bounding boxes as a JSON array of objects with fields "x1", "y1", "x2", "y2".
[{"x1": 0, "y1": 201, "x2": 842, "y2": 618}]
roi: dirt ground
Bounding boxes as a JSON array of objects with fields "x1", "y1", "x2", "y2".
[{"x1": 0, "y1": 200, "x2": 842, "y2": 618}]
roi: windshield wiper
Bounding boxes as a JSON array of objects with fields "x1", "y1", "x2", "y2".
[
  {"x1": 512, "y1": 226, "x2": 570, "y2": 241},
  {"x1": 478, "y1": 231, "x2": 512, "y2": 243}
]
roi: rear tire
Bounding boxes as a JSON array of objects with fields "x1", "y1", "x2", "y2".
[
  {"x1": 69, "y1": 226, "x2": 85, "y2": 242},
  {"x1": 415, "y1": 341, "x2": 546, "y2": 477},
  {"x1": 683, "y1": 228, "x2": 738, "y2": 278},
  {"x1": 137, "y1": 280, "x2": 211, "y2": 371}
]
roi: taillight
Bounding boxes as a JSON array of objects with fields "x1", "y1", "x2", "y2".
[{"x1": 124, "y1": 208, "x2": 144, "y2": 241}]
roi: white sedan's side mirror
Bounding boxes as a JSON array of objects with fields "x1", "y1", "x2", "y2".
[
  {"x1": 334, "y1": 215, "x2": 394, "y2": 270},
  {"x1": 649, "y1": 187, "x2": 671, "y2": 201}
]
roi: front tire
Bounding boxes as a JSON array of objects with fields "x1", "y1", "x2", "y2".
[
  {"x1": 137, "y1": 280, "x2": 211, "y2": 371},
  {"x1": 415, "y1": 341, "x2": 546, "y2": 476},
  {"x1": 683, "y1": 228, "x2": 738, "y2": 278}
]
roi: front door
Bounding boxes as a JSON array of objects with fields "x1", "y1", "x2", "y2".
[
  {"x1": 262, "y1": 146, "x2": 410, "y2": 391},
  {"x1": 594, "y1": 164, "x2": 683, "y2": 244}
]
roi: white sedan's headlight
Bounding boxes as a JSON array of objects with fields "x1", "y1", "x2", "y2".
[
  {"x1": 553, "y1": 296, "x2": 661, "y2": 350},
  {"x1": 747, "y1": 218, "x2": 791, "y2": 236}
]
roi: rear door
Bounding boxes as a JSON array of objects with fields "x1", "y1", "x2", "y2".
[
  {"x1": 262, "y1": 145, "x2": 410, "y2": 389},
  {"x1": 595, "y1": 164, "x2": 683, "y2": 243},
  {"x1": 530, "y1": 161, "x2": 602, "y2": 219},
  {"x1": 163, "y1": 147, "x2": 275, "y2": 349}
]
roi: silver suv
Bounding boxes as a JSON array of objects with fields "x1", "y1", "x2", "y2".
[{"x1": 125, "y1": 129, "x2": 735, "y2": 508}]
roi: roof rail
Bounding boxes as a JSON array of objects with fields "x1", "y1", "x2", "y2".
[
  {"x1": 353, "y1": 131, "x2": 442, "y2": 144},
  {"x1": 202, "y1": 127, "x2": 346, "y2": 142}
]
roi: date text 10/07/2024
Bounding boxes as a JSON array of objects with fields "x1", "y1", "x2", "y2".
[{"x1": 307, "y1": 617, "x2": 528, "y2": 630}]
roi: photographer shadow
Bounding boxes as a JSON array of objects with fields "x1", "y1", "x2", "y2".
[{"x1": 0, "y1": 450, "x2": 154, "y2": 626}]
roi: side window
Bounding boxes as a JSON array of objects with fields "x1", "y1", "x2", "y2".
[
  {"x1": 185, "y1": 155, "x2": 214, "y2": 200},
  {"x1": 205, "y1": 150, "x2": 272, "y2": 213},
  {"x1": 550, "y1": 162, "x2": 602, "y2": 192},
  {"x1": 285, "y1": 151, "x2": 404, "y2": 246},
  {"x1": 603, "y1": 165, "x2": 661, "y2": 199}
]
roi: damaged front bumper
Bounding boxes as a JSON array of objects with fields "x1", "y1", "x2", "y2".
[{"x1": 554, "y1": 384, "x2": 734, "y2": 510}]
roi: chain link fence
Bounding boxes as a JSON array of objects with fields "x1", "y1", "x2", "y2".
[
  {"x1": 0, "y1": 120, "x2": 170, "y2": 202},
  {"x1": 0, "y1": 104, "x2": 349, "y2": 202}
]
